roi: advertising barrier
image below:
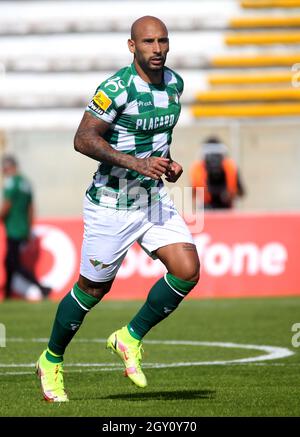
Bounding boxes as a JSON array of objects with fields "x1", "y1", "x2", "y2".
[{"x1": 0, "y1": 212, "x2": 299, "y2": 300}]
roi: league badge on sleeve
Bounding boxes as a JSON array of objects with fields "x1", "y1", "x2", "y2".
[{"x1": 88, "y1": 90, "x2": 112, "y2": 115}]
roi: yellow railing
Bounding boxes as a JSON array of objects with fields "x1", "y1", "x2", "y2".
[
  {"x1": 208, "y1": 71, "x2": 293, "y2": 85},
  {"x1": 212, "y1": 53, "x2": 300, "y2": 67},
  {"x1": 230, "y1": 16, "x2": 300, "y2": 27},
  {"x1": 196, "y1": 88, "x2": 300, "y2": 103},
  {"x1": 191, "y1": 103, "x2": 300, "y2": 117},
  {"x1": 225, "y1": 32, "x2": 300, "y2": 45},
  {"x1": 241, "y1": 0, "x2": 300, "y2": 8},
  {"x1": 196, "y1": 88, "x2": 300, "y2": 102}
]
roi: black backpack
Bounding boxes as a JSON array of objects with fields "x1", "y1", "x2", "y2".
[{"x1": 204, "y1": 153, "x2": 230, "y2": 208}]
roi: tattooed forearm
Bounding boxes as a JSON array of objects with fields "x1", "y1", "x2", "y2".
[
  {"x1": 73, "y1": 112, "x2": 170, "y2": 180},
  {"x1": 74, "y1": 127, "x2": 138, "y2": 171}
]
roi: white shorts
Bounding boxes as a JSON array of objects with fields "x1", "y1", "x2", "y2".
[{"x1": 80, "y1": 194, "x2": 194, "y2": 282}]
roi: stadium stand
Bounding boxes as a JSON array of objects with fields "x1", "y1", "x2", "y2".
[
  {"x1": 192, "y1": 0, "x2": 300, "y2": 117},
  {"x1": 1, "y1": 0, "x2": 299, "y2": 118},
  {"x1": 0, "y1": 0, "x2": 299, "y2": 214}
]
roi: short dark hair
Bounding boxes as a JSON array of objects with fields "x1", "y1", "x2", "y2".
[
  {"x1": 204, "y1": 136, "x2": 221, "y2": 144},
  {"x1": 2, "y1": 154, "x2": 18, "y2": 168}
]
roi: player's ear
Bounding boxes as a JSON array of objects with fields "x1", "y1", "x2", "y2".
[{"x1": 128, "y1": 39, "x2": 135, "y2": 54}]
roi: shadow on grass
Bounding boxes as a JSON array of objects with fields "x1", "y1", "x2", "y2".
[{"x1": 100, "y1": 389, "x2": 215, "y2": 401}]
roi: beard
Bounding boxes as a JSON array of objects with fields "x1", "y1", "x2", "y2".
[{"x1": 137, "y1": 54, "x2": 167, "y2": 72}]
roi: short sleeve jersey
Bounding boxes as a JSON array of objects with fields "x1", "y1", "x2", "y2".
[
  {"x1": 3, "y1": 174, "x2": 32, "y2": 239},
  {"x1": 85, "y1": 63, "x2": 183, "y2": 209}
]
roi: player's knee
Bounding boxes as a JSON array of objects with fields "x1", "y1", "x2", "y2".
[
  {"x1": 86, "y1": 287, "x2": 110, "y2": 300},
  {"x1": 174, "y1": 261, "x2": 200, "y2": 284},
  {"x1": 182, "y1": 269, "x2": 200, "y2": 285},
  {"x1": 78, "y1": 275, "x2": 113, "y2": 300},
  {"x1": 188, "y1": 269, "x2": 200, "y2": 284}
]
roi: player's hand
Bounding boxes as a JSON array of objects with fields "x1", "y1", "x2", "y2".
[
  {"x1": 165, "y1": 160, "x2": 183, "y2": 183},
  {"x1": 135, "y1": 157, "x2": 170, "y2": 180}
]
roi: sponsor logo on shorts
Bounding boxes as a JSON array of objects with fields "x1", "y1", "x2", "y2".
[{"x1": 89, "y1": 259, "x2": 110, "y2": 271}]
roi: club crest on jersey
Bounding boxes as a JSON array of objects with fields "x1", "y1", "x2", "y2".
[
  {"x1": 89, "y1": 259, "x2": 110, "y2": 271},
  {"x1": 168, "y1": 93, "x2": 179, "y2": 104},
  {"x1": 89, "y1": 90, "x2": 112, "y2": 115}
]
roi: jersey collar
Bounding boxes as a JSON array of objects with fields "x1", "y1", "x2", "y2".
[{"x1": 130, "y1": 62, "x2": 166, "y2": 90}]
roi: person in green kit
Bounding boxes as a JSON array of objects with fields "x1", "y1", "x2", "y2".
[
  {"x1": 36, "y1": 16, "x2": 200, "y2": 402},
  {"x1": 0, "y1": 155, "x2": 50, "y2": 299}
]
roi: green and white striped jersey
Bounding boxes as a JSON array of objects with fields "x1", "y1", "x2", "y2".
[{"x1": 85, "y1": 62, "x2": 183, "y2": 209}]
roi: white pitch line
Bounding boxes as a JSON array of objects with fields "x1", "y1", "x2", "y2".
[
  {"x1": 0, "y1": 362, "x2": 298, "y2": 377},
  {"x1": 0, "y1": 339, "x2": 294, "y2": 376}
]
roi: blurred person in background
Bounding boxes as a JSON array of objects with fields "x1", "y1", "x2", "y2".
[
  {"x1": 190, "y1": 136, "x2": 245, "y2": 210},
  {"x1": 0, "y1": 155, "x2": 51, "y2": 300}
]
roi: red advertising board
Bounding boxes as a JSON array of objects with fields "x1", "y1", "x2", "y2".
[{"x1": 0, "y1": 212, "x2": 299, "y2": 300}]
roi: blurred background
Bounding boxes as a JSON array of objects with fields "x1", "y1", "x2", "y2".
[{"x1": 0, "y1": 0, "x2": 299, "y2": 300}]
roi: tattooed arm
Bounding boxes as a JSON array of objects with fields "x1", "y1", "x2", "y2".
[{"x1": 74, "y1": 112, "x2": 169, "y2": 180}]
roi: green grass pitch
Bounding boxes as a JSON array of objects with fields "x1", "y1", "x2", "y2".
[{"x1": 0, "y1": 297, "x2": 300, "y2": 417}]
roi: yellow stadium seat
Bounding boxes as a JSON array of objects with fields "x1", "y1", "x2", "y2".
[
  {"x1": 241, "y1": 0, "x2": 300, "y2": 8},
  {"x1": 196, "y1": 88, "x2": 300, "y2": 102},
  {"x1": 230, "y1": 16, "x2": 300, "y2": 28},
  {"x1": 212, "y1": 53, "x2": 300, "y2": 67},
  {"x1": 191, "y1": 103, "x2": 300, "y2": 117},
  {"x1": 208, "y1": 71, "x2": 293, "y2": 85},
  {"x1": 225, "y1": 32, "x2": 300, "y2": 46}
]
